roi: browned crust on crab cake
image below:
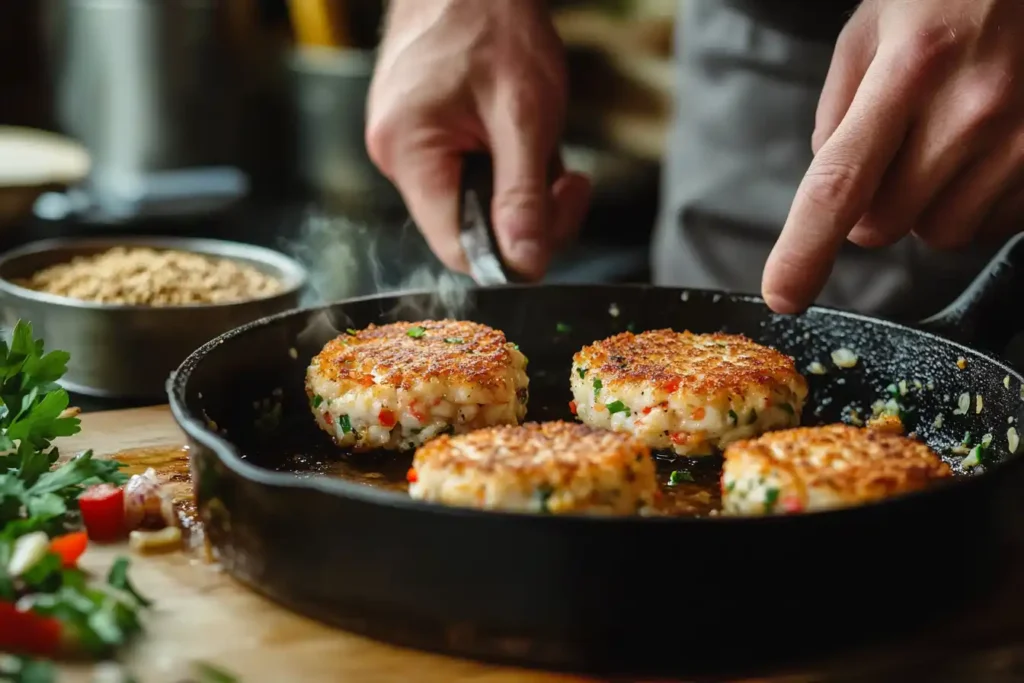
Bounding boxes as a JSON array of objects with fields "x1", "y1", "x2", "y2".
[
  {"x1": 721, "y1": 424, "x2": 952, "y2": 515},
  {"x1": 408, "y1": 421, "x2": 658, "y2": 515},
  {"x1": 312, "y1": 320, "x2": 517, "y2": 390},
  {"x1": 573, "y1": 329, "x2": 806, "y2": 398}
]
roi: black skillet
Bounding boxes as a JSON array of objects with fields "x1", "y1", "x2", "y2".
[{"x1": 167, "y1": 157, "x2": 1024, "y2": 679}]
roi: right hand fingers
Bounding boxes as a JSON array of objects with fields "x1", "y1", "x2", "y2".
[
  {"x1": 762, "y1": 46, "x2": 918, "y2": 314},
  {"x1": 487, "y1": 92, "x2": 566, "y2": 280}
]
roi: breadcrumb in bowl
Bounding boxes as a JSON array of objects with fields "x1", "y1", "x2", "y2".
[
  {"x1": 408, "y1": 421, "x2": 658, "y2": 515},
  {"x1": 570, "y1": 329, "x2": 808, "y2": 456},
  {"x1": 306, "y1": 320, "x2": 529, "y2": 452}
]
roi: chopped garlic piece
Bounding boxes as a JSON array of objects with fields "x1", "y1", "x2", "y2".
[
  {"x1": 1005, "y1": 375, "x2": 1012, "y2": 389},
  {"x1": 1009, "y1": 427, "x2": 1019, "y2": 454},
  {"x1": 976, "y1": 394, "x2": 984, "y2": 414},
  {"x1": 954, "y1": 393, "x2": 970, "y2": 415},
  {"x1": 807, "y1": 361, "x2": 827, "y2": 375},
  {"x1": 608, "y1": 303, "x2": 620, "y2": 317},
  {"x1": 129, "y1": 527, "x2": 182, "y2": 554},
  {"x1": 962, "y1": 446, "x2": 982, "y2": 469},
  {"x1": 8, "y1": 531, "x2": 49, "y2": 577},
  {"x1": 981, "y1": 433, "x2": 993, "y2": 448},
  {"x1": 898, "y1": 380, "x2": 908, "y2": 396},
  {"x1": 933, "y1": 414, "x2": 944, "y2": 429},
  {"x1": 956, "y1": 357, "x2": 967, "y2": 370},
  {"x1": 831, "y1": 348, "x2": 858, "y2": 368}
]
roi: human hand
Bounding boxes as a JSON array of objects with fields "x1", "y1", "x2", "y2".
[
  {"x1": 762, "y1": 0, "x2": 1024, "y2": 313},
  {"x1": 366, "y1": 0, "x2": 592, "y2": 280}
]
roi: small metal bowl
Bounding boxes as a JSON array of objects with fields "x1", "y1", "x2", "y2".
[{"x1": 0, "y1": 236, "x2": 308, "y2": 400}]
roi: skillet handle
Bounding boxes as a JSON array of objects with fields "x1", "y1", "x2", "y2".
[{"x1": 918, "y1": 233, "x2": 1024, "y2": 364}]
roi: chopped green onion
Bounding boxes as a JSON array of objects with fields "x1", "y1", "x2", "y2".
[
  {"x1": 593, "y1": 378, "x2": 603, "y2": 397},
  {"x1": 406, "y1": 326, "x2": 427, "y2": 338},
  {"x1": 555, "y1": 322, "x2": 571, "y2": 334},
  {"x1": 764, "y1": 487, "x2": 780, "y2": 512},
  {"x1": 606, "y1": 400, "x2": 630, "y2": 416},
  {"x1": 577, "y1": 367, "x2": 587, "y2": 379},
  {"x1": 346, "y1": 328, "x2": 358, "y2": 336},
  {"x1": 339, "y1": 414, "x2": 352, "y2": 434},
  {"x1": 444, "y1": 337, "x2": 464, "y2": 344},
  {"x1": 668, "y1": 470, "x2": 694, "y2": 485},
  {"x1": 312, "y1": 395, "x2": 323, "y2": 408}
]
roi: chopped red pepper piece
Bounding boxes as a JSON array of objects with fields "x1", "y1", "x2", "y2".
[
  {"x1": 378, "y1": 409, "x2": 396, "y2": 428},
  {"x1": 568, "y1": 400, "x2": 577, "y2": 415},
  {"x1": 642, "y1": 406, "x2": 653, "y2": 415},
  {"x1": 0, "y1": 602, "x2": 62, "y2": 657},
  {"x1": 49, "y1": 531, "x2": 88, "y2": 568},
  {"x1": 324, "y1": 412, "x2": 333, "y2": 425},
  {"x1": 409, "y1": 402, "x2": 427, "y2": 423},
  {"x1": 671, "y1": 432, "x2": 689, "y2": 446},
  {"x1": 663, "y1": 377, "x2": 681, "y2": 393},
  {"x1": 78, "y1": 483, "x2": 126, "y2": 542},
  {"x1": 782, "y1": 496, "x2": 804, "y2": 514},
  {"x1": 406, "y1": 468, "x2": 418, "y2": 483}
]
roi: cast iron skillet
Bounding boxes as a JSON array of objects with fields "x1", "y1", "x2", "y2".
[{"x1": 168, "y1": 234, "x2": 1024, "y2": 679}]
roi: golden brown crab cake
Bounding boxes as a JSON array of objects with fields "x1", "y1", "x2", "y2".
[
  {"x1": 721, "y1": 424, "x2": 952, "y2": 516},
  {"x1": 408, "y1": 421, "x2": 658, "y2": 515},
  {"x1": 569, "y1": 330, "x2": 808, "y2": 457},
  {"x1": 305, "y1": 320, "x2": 528, "y2": 452}
]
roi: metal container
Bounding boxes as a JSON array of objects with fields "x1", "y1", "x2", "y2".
[
  {"x1": 42, "y1": 0, "x2": 247, "y2": 222},
  {"x1": 288, "y1": 46, "x2": 403, "y2": 216},
  {"x1": 0, "y1": 237, "x2": 307, "y2": 400}
]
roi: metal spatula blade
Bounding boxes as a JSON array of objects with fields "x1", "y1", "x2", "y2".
[{"x1": 458, "y1": 152, "x2": 519, "y2": 286}]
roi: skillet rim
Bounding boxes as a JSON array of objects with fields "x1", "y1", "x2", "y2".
[{"x1": 167, "y1": 282, "x2": 1024, "y2": 527}]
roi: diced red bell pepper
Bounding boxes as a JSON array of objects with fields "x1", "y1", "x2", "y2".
[
  {"x1": 0, "y1": 602, "x2": 62, "y2": 657},
  {"x1": 378, "y1": 409, "x2": 396, "y2": 428},
  {"x1": 406, "y1": 468, "x2": 418, "y2": 483},
  {"x1": 568, "y1": 400, "x2": 577, "y2": 415},
  {"x1": 78, "y1": 483, "x2": 126, "y2": 542},
  {"x1": 49, "y1": 531, "x2": 88, "y2": 568}
]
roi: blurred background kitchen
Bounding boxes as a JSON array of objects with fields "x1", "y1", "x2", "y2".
[{"x1": 0, "y1": 0, "x2": 673, "y2": 303}]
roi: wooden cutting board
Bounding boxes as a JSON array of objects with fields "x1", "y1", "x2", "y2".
[
  {"x1": 54, "y1": 407, "x2": 1024, "y2": 683},
  {"x1": 55, "y1": 407, "x2": 597, "y2": 683}
]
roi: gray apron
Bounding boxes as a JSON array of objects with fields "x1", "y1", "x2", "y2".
[{"x1": 651, "y1": 0, "x2": 996, "y2": 321}]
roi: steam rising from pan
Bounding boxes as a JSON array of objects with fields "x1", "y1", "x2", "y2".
[{"x1": 285, "y1": 207, "x2": 476, "y2": 346}]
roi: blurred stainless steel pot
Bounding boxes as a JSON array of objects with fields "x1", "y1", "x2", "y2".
[
  {"x1": 288, "y1": 46, "x2": 403, "y2": 216},
  {"x1": 0, "y1": 237, "x2": 307, "y2": 400}
]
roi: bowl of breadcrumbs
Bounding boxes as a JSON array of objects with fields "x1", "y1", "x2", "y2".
[{"x1": 0, "y1": 237, "x2": 307, "y2": 399}]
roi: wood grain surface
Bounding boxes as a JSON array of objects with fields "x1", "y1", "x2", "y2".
[
  {"x1": 56, "y1": 407, "x2": 592, "y2": 683},
  {"x1": 53, "y1": 407, "x2": 1024, "y2": 683}
]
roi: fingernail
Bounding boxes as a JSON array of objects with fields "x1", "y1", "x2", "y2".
[
  {"x1": 505, "y1": 238, "x2": 547, "y2": 280},
  {"x1": 763, "y1": 289, "x2": 804, "y2": 315}
]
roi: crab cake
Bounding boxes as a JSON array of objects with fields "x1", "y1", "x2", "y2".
[
  {"x1": 721, "y1": 424, "x2": 952, "y2": 516},
  {"x1": 306, "y1": 320, "x2": 528, "y2": 451},
  {"x1": 408, "y1": 421, "x2": 658, "y2": 515},
  {"x1": 570, "y1": 330, "x2": 808, "y2": 457}
]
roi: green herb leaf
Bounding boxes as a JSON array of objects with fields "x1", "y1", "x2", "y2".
[
  {"x1": 339, "y1": 415, "x2": 352, "y2": 434},
  {"x1": 406, "y1": 326, "x2": 427, "y2": 339},
  {"x1": 193, "y1": 661, "x2": 240, "y2": 683},
  {"x1": 312, "y1": 395, "x2": 323, "y2": 408},
  {"x1": 555, "y1": 322, "x2": 571, "y2": 334},
  {"x1": 605, "y1": 400, "x2": 630, "y2": 416},
  {"x1": 593, "y1": 378, "x2": 603, "y2": 397},
  {"x1": 107, "y1": 557, "x2": 152, "y2": 608},
  {"x1": 668, "y1": 470, "x2": 694, "y2": 485},
  {"x1": 577, "y1": 367, "x2": 587, "y2": 379}
]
